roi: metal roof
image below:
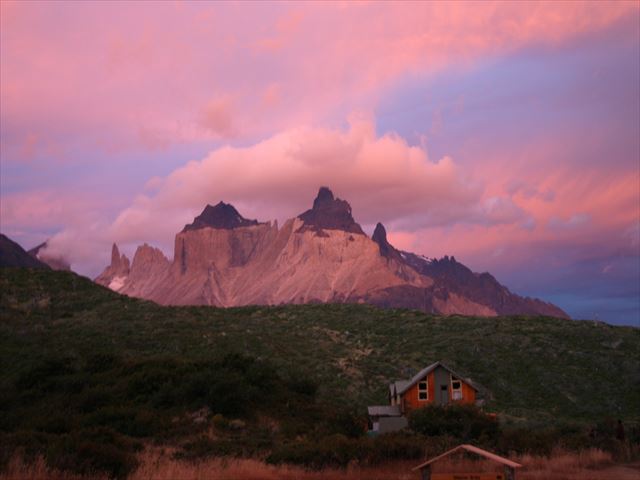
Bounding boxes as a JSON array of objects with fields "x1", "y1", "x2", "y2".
[
  {"x1": 367, "y1": 405, "x2": 402, "y2": 417},
  {"x1": 397, "y1": 361, "x2": 479, "y2": 395},
  {"x1": 413, "y1": 444, "x2": 523, "y2": 470},
  {"x1": 392, "y1": 380, "x2": 410, "y2": 393}
]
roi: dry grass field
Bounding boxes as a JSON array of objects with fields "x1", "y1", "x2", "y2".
[{"x1": 2, "y1": 449, "x2": 639, "y2": 480}]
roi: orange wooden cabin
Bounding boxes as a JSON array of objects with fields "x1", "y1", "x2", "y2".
[
  {"x1": 369, "y1": 361, "x2": 480, "y2": 433},
  {"x1": 389, "y1": 361, "x2": 479, "y2": 414}
]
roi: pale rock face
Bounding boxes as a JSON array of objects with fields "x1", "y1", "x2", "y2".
[
  {"x1": 119, "y1": 244, "x2": 171, "y2": 299},
  {"x1": 109, "y1": 218, "x2": 429, "y2": 308},
  {"x1": 94, "y1": 188, "x2": 569, "y2": 318},
  {"x1": 108, "y1": 276, "x2": 127, "y2": 292},
  {"x1": 95, "y1": 243, "x2": 130, "y2": 290}
]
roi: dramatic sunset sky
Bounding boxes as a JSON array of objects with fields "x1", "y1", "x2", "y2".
[{"x1": 1, "y1": 1, "x2": 638, "y2": 325}]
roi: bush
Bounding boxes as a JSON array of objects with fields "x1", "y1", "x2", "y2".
[
  {"x1": 83, "y1": 407, "x2": 165, "y2": 438},
  {"x1": 368, "y1": 432, "x2": 426, "y2": 463},
  {"x1": 267, "y1": 433, "x2": 432, "y2": 469},
  {"x1": 324, "y1": 409, "x2": 367, "y2": 438},
  {"x1": 409, "y1": 404, "x2": 499, "y2": 442},
  {"x1": 47, "y1": 437, "x2": 137, "y2": 479},
  {"x1": 267, "y1": 434, "x2": 362, "y2": 469},
  {"x1": 84, "y1": 353, "x2": 120, "y2": 373},
  {"x1": 16, "y1": 357, "x2": 76, "y2": 392},
  {"x1": 287, "y1": 377, "x2": 318, "y2": 398},
  {"x1": 497, "y1": 427, "x2": 557, "y2": 456},
  {"x1": 212, "y1": 414, "x2": 229, "y2": 430}
]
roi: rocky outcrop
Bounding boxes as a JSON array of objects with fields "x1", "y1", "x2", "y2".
[
  {"x1": 95, "y1": 187, "x2": 570, "y2": 318},
  {"x1": 0, "y1": 234, "x2": 50, "y2": 269},
  {"x1": 399, "y1": 253, "x2": 568, "y2": 318},
  {"x1": 297, "y1": 187, "x2": 365, "y2": 235},
  {"x1": 372, "y1": 222, "x2": 404, "y2": 264},
  {"x1": 95, "y1": 243, "x2": 131, "y2": 292},
  {"x1": 183, "y1": 202, "x2": 262, "y2": 232}
]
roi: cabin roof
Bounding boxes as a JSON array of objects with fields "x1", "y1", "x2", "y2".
[
  {"x1": 389, "y1": 380, "x2": 411, "y2": 395},
  {"x1": 397, "y1": 361, "x2": 479, "y2": 395},
  {"x1": 367, "y1": 405, "x2": 402, "y2": 417},
  {"x1": 412, "y1": 444, "x2": 523, "y2": 470}
]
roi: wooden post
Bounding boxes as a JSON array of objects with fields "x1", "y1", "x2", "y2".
[
  {"x1": 504, "y1": 465, "x2": 516, "y2": 480},
  {"x1": 420, "y1": 465, "x2": 431, "y2": 480}
]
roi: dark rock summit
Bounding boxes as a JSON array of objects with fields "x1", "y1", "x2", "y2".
[
  {"x1": 371, "y1": 222, "x2": 404, "y2": 263},
  {"x1": 298, "y1": 187, "x2": 365, "y2": 235},
  {"x1": 0, "y1": 234, "x2": 50, "y2": 269},
  {"x1": 183, "y1": 202, "x2": 261, "y2": 232}
]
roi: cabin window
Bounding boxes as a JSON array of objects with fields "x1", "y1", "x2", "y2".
[
  {"x1": 451, "y1": 377, "x2": 462, "y2": 400},
  {"x1": 418, "y1": 380, "x2": 428, "y2": 401}
]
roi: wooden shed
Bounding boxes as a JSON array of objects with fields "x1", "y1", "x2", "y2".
[{"x1": 413, "y1": 444, "x2": 522, "y2": 480}]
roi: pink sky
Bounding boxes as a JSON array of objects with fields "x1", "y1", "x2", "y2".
[{"x1": 1, "y1": 1, "x2": 638, "y2": 324}]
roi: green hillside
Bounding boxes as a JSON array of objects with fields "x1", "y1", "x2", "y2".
[
  {"x1": 2, "y1": 267, "x2": 638, "y2": 422},
  {"x1": 1, "y1": 267, "x2": 638, "y2": 476}
]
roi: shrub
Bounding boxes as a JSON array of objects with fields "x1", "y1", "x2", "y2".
[
  {"x1": 368, "y1": 432, "x2": 426, "y2": 463},
  {"x1": 267, "y1": 434, "x2": 364, "y2": 469},
  {"x1": 84, "y1": 353, "x2": 120, "y2": 374},
  {"x1": 324, "y1": 409, "x2": 367, "y2": 438},
  {"x1": 83, "y1": 407, "x2": 164, "y2": 438},
  {"x1": 16, "y1": 357, "x2": 76, "y2": 392},
  {"x1": 47, "y1": 437, "x2": 137, "y2": 479},
  {"x1": 287, "y1": 378, "x2": 318, "y2": 398},
  {"x1": 409, "y1": 404, "x2": 499, "y2": 442},
  {"x1": 497, "y1": 427, "x2": 557, "y2": 456},
  {"x1": 212, "y1": 414, "x2": 229, "y2": 430}
]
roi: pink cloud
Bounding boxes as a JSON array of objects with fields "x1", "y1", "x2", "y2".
[
  {"x1": 197, "y1": 97, "x2": 237, "y2": 138},
  {"x1": 0, "y1": 189, "x2": 116, "y2": 271},
  {"x1": 1, "y1": 1, "x2": 636, "y2": 159},
  {"x1": 1, "y1": 1, "x2": 637, "y2": 286},
  {"x1": 108, "y1": 117, "x2": 484, "y2": 248}
]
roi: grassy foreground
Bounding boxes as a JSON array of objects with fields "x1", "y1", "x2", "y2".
[
  {"x1": 1, "y1": 267, "x2": 638, "y2": 478},
  {"x1": 3, "y1": 449, "x2": 639, "y2": 480}
]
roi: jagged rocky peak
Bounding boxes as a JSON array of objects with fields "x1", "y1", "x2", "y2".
[
  {"x1": 372, "y1": 222, "x2": 388, "y2": 245},
  {"x1": 111, "y1": 243, "x2": 121, "y2": 265},
  {"x1": 297, "y1": 187, "x2": 365, "y2": 235},
  {"x1": 94, "y1": 242, "x2": 130, "y2": 290},
  {"x1": 313, "y1": 186, "x2": 336, "y2": 209},
  {"x1": 182, "y1": 201, "x2": 260, "y2": 232},
  {"x1": 132, "y1": 243, "x2": 168, "y2": 264},
  {"x1": 111, "y1": 243, "x2": 130, "y2": 270},
  {"x1": 372, "y1": 222, "x2": 403, "y2": 262}
]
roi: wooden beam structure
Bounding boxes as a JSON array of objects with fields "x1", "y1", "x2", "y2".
[{"x1": 413, "y1": 444, "x2": 523, "y2": 480}]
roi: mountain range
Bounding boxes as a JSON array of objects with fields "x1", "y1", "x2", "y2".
[{"x1": 95, "y1": 187, "x2": 568, "y2": 318}]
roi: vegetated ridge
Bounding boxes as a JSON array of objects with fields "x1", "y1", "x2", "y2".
[
  {"x1": 3, "y1": 267, "x2": 637, "y2": 423},
  {"x1": 95, "y1": 187, "x2": 568, "y2": 318}
]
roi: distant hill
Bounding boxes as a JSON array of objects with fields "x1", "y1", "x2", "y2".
[
  {"x1": 1, "y1": 267, "x2": 637, "y2": 423},
  {"x1": 95, "y1": 187, "x2": 568, "y2": 318},
  {"x1": 0, "y1": 234, "x2": 50, "y2": 269}
]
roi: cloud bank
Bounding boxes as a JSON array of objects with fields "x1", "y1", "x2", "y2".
[{"x1": 109, "y1": 116, "x2": 497, "y2": 247}]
